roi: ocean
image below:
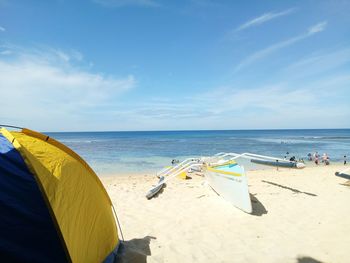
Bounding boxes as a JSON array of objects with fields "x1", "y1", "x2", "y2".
[{"x1": 47, "y1": 129, "x2": 350, "y2": 176}]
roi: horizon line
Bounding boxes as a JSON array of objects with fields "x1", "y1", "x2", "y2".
[{"x1": 44, "y1": 127, "x2": 350, "y2": 133}]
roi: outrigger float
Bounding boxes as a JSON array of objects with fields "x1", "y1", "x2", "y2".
[
  {"x1": 335, "y1": 166, "x2": 350, "y2": 178},
  {"x1": 146, "y1": 152, "x2": 305, "y2": 213}
]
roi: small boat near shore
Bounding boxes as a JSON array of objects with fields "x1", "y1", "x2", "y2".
[
  {"x1": 146, "y1": 152, "x2": 305, "y2": 213},
  {"x1": 205, "y1": 161, "x2": 252, "y2": 213},
  {"x1": 251, "y1": 158, "x2": 305, "y2": 168}
]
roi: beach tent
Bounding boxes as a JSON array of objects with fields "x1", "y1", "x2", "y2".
[{"x1": 0, "y1": 127, "x2": 119, "y2": 262}]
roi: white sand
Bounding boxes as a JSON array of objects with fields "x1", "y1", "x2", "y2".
[{"x1": 102, "y1": 164, "x2": 350, "y2": 263}]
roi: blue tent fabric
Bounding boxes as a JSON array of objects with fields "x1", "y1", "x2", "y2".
[
  {"x1": 0, "y1": 134, "x2": 67, "y2": 262},
  {"x1": 103, "y1": 243, "x2": 120, "y2": 263}
]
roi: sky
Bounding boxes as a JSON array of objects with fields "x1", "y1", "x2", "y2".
[{"x1": 0, "y1": 0, "x2": 349, "y2": 131}]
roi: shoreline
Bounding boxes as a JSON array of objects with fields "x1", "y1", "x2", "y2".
[{"x1": 97, "y1": 161, "x2": 347, "y2": 178}]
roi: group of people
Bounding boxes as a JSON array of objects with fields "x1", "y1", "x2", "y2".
[
  {"x1": 171, "y1": 159, "x2": 180, "y2": 165},
  {"x1": 307, "y1": 152, "x2": 330, "y2": 165},
  {"x1": 307, "y1": 152, "x2": 348, "y2": 165},
  {"x1": 282, "y1": 152, "x2": 348, "y2": 166},
  {"x1": 307, "y1": 152, "x2": 331, "y2": 165}
]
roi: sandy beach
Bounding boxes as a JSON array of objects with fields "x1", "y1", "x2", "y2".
[{"x1": 102, "y1": 164, "x2": 350, "y2": 263}]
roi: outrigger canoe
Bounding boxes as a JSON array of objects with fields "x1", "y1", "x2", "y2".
[
  {"x1": 251, "y1": 158, "x2": 305, "y2": 168},
  {"x1": 205, "y1": 161, "x2": 252, "y2": 213},
  {"x1": 146, "y1": 152, "x2": 305, "y2": 213}
]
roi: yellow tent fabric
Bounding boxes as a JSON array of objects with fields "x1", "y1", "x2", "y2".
[{"x1": 1, "y1": 128, "x2": 119, "y2": 263}]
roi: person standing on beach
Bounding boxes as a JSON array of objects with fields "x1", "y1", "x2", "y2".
[
  {"x1": 307, "y1": 153, "x2": 312, "y2": 161},
  {"x1": 324, "y1": 153, "x2": 330, "y2": 165},
  {"x1": 345, "y1": 155, "x2": 347, "y2": 165},
  {"x1": 315, "y1": 155, "x2": 319, "y2": 165},
  {"x1": 322, "y1": 153, "x2": 327, "y2": 164}
]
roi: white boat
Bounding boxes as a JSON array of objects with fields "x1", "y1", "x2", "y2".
[
  {"x1": 146, "y1": 152, "x2": 303, "y2": 213},
  {"x1": 205, "y1": 161, "x2": 252, "y2": 213}
]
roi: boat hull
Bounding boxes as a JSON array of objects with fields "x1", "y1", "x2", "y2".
[
  {"x1": 251, "y1": 158, "x2": 305, "y2": 168},
  {"x1": 205, "y1": 163, "x2": 252, "y2": 213}
]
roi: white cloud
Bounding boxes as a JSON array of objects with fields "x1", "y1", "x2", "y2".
[
  {"x1": 235, "y1": 21, "x2": 328, "y2": 71},
  {"x1": 0, "y1": 26, "x2": 5, "y2": 32},
  {"x1": 236, "y1": 8, "x2": 295, "y2": 31},
  {"x1": 108, "y1": 65, "x2": 350, "y2": 130},
  {"x1": 98, "y1": 72, "x2": 350, "y2": 130},
  {"x1": 0, "y1": 46, "x2": 135, "y2": 131},
  {"x1": 283, "y1": 47, "x2": 350, "y2": 78},
  {"x1": 308, "y1": 21, "x2": 327, "y2": 34},
  {"x1": 92, "y1": 0, "x2": 159, "y2": 7},
  {"x1": 1, "y1": 44, "x2": 84, "y2": 64}
]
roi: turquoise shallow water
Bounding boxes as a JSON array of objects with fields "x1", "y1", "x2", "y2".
[{"x1": 46, "y1": 129, "x2": 350, "y2": 175}]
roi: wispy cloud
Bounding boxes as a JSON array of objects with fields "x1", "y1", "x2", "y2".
[
  {"x1": 235, "y1": 21, "x2": 328, "y2": 71},
  {"x1": 92, "y1": 0, "x2": 159, "y2": 8},
  {"x1": 102, "y1": 73, "x2": 350, "y2": 130},
  {"x1": 236, "y1": 8, "x2": 295, "y2": 31},
  {"x1": 0, "y1": 26, "x2": 5, "y2": 32},
  {"x1": 0, "y1": 43, "x2": 84, "y2": 64},
  {"x1": 307, "y1": 21, "x2": 327, "y2": 34},
  {"x1": 0, "y1": 45, "x2": 135, "y2": 131},
  {"x1": 283, "y1": 47, "x2": 350, "y2": 78}
]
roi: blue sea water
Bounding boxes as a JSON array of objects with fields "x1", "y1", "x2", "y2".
[{"x1": 47, "y1": 129, "x2": 350, "y2": 176}]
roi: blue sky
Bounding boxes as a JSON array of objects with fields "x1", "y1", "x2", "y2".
[{"x1": 0, "y1": 0, "x2": 349, "y2": 131}]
